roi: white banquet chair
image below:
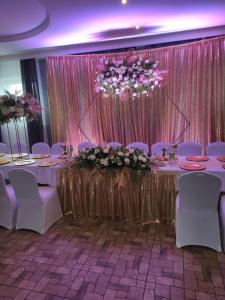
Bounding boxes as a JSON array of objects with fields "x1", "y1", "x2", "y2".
[
  {"x1": 177, "y1": 142, "x2": 202, "y2": 156},
  {"x1": 0, "y1": 171, "x2": 17, "y2": 230},
  {"x1": 206, "y1": 142, "x2": 225, "y2": 156},
  {"x1": 32, "y1": 142, "x2": 50, "y2": 155},
  {"x1": 176, "y1": 172, "x2": 222, "y2": 252},
  {"x1": 0, "y1": 143, "x2": 7, "y2": 154},
  {"x1": 78, "y1": 141, "x2": 96, "y2": 153},
  {"x1": 51, "y1": 143, "x2": 62, "y2": 155},
  {"x1": 127, "y1": 142, "x2": 149, "y2": 154},
  {"x1": 11, "y1": 143, "x2": 28, "y2": 154},
  {"x1": 8, "y1": 169, "x2": 63, "y2": 234},
  {"x1": 106, "y1": 142, "x2": 122, "y2": 148},
  {"x1": 219, "y1": 197, "x2": 225, "y2": 251},
  {"x1": 151, "y1": 142, "x2": 171, "y2": 156}
]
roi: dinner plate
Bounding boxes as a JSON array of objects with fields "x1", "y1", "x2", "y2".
[
  {"x1": 37, "y1": 160, "x2": 60, "y2": 167},
  {"x1": 0, "y1": 158, "x2": 11, "y2": 165},
  {"x1": 179, "y1": 162, "x2": 206, "y2": 171},
  {"x1": 0, "y1": 153, "x2": 5, "y2": 157},
  {"x1": 186, "y1": 156, "x2": 209, "y2": 162},
  {"x1": 14, "y1": 159, "x2": 36, "y2": 166},
  {"x1": 32, "y1": 154, "x2": 50, "y2": 159},
  {"x1": 9, "y1": 153, "x2": 28, "y2": 158},
  {"x1": 217, "y1": 156, "x2": 225, "y2": 162}
]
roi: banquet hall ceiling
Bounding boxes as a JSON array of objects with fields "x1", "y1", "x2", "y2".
[{"x1": 0, "y1": 0, "x2": 225, "y2": 58}]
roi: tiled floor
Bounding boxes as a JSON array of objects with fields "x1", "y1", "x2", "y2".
[{"x1": 0, "y1": 217, "x2": 225, "y2": 300}]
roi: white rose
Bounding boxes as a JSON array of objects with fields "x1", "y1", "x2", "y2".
[
  {"x1": 142, "y1": 157, "x2": 147, "y2": 163},
  {"x1": 125, "y1": 152, "x2": 129, "y2": 157},
  {"x1": 138, "y1": 155, "x2": 144, "y2": 161},
  {"x1": 88, "y1": 155, "x2": 95, "y2": 160},
  {"x1": 94, "y1": 148, "x2": 100, "y2": 154},
  {"x1": 117, "y1": 151, "x2": 124, "y2": 157},
  {"x1": 133, "y1": 155, "x2": 137, "y2": 161},
  {"x1": 100, "y1": 159, "x2": 108, "y2": 166},
  {"x1": 124, "y1": 158, "x2": 130, "y2": 165},
  {"x1": 145, "y1": 59, "x2": 150, "y2": 64},
  {"x1": 103, "y1": 147, "x2": 109, "y2": 153},
  {"x1": 129, "y1": 148, "x2": 134, "y2": 153},
  {"x1": 117, "y1": 161, "x2": 123, "y2": 166}
]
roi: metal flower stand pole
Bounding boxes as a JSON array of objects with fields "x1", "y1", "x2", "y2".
[{"x1": 7, "y1": 118, "x2": 35, "y2": 166}]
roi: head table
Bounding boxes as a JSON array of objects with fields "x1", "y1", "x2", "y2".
[{"x1": 57, "y1": 156, "x2": 225, "y2": 224}]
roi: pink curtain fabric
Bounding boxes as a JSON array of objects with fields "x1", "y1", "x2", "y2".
[{"x1": 47, "y1": 36, "x2": 225, "y2": 152}]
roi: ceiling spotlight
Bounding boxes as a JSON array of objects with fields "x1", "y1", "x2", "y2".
[
  {"x1": 121, "y1": 0, "x2": 127, "y2": 4},
  {"x1": 135, "y1": 25, "x2": 140, "y2": 30}
]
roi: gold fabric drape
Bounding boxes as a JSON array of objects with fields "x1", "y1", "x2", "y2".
[
  {"x1": 57, "y1": 167, "x2": 177, "y2": 224},
  {"x1": 47, "y1": 36, "x2": 225, "y2": 152}
]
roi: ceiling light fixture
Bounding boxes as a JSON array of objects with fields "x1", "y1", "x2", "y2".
[
  {"x1": 121, "y1": 0, "x2": 127, "y2": 5},
  {"x1": 135, "y1": 25, "x2": 140, "y2": 30}
]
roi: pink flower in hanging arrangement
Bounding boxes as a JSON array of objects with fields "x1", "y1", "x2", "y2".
[
  {"x1": 95, "y1": 55, "x2": 165, "y2": 98},
  {"x1": 0, "y1": 91, "x2": 41, "y2": 124}
]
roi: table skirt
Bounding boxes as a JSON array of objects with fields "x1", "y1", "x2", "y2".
[{"x1": 57, "y1": 167, "x2": 177, "y2": 224}]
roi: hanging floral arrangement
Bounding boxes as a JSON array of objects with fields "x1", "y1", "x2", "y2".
[
  {"x1": 95, "y1": 56, "x2": 164, "y2": 98},
  {"x1": 0, "y1": 91, "x2": 41, "y2": 124}
]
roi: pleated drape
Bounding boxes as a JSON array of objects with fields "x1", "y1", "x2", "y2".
[{"x1": 47, "y1": 36, "x2": 225, "y2": 152}]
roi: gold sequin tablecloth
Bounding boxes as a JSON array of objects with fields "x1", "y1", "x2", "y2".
[{"x1": 57, "y1": 166, "x2": 177, "y2": 224}]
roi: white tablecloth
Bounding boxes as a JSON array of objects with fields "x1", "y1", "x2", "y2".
[
  {"x1": 0, "y1": 155, "x2": 63, "y2": 186},
  {"x1": 153, "y1": 156, "x2": 225, "y2": 191}
]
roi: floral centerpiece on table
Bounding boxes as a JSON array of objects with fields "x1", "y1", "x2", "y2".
[
  {"x1": 0, "y1": 91, "x2": 41, "y2": 124},
  {"x1": 76, "y1": 146, "x2": 150, "y2": 170},
  {"x1": 95, "y1": 56, "x2": 164, "y2": 98}
]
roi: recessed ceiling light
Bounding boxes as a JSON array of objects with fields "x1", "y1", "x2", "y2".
[
  {"x1": 135, "y1": 25, "x2": 140, "y2": 29},
  {"x1": 121, "y1": 0, "x2": 127, "y2": 4}
]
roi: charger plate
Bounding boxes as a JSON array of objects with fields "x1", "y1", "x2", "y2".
[
  {"x1": 186, "y1": 156, "x2": 209, "y2": 162},
  {"x1": 218, "y1": 156, "x2": 225, "y2": 162},
  {"x1": 0, "y1": 158, "x2": 12, "y2": 165},
  {"x1": 179, "y1": 162, "x2": 206, "y2": 171},
  {"x1": 14, "y1": 159, "x2": 36, "y2": 166},
  {"x1": 32, "y1": 154, "x2": 50, "y2": 159},
  {"x1": 37, "y1": 160, "x2": 60, "y2": 167}
]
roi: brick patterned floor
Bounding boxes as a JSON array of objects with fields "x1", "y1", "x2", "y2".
[{"x1": 0, "y1": 216, "x2": 225, "y2": 300}]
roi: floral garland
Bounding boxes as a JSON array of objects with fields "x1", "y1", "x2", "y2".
[
  {"x1": 95, "y1": 56, "x2": 164, "y2": 98},
  {"x1": 0, "y1": 91, "x2": 41, "y2": 124},
  {"x1": 76, "y1": 146, "x2": 150, "y2": 170}
]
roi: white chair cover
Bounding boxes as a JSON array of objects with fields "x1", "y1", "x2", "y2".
[
  {"x1": 127, "y1": 142, "x2": 149, "y2": 154},
  {"x1": 51, "y1": 143, "x2": 62, "y2": 155},
  {"x1": 206, "y1": 142, "x2": 225, "y2": 156},
  {"x1": 106, "y1": 142, "x2": 122, "y2": 148},
  {"x1": 32, "y1": 142, "x2": 50, "y2": 154},
  {"x1": 151, "y1": 142, "x2": 171, "y2": 156},
  {"x1": 11, "y1": 143, "x2": 28, "y2": 154},
  {"x1": 8, "y1": 169, "x2": 63, "y2": 234},
  {"x1": 219, "y1": 196, "x2": 225, "y2": 251},
  {"x1": 177, "y1": 142, "x2": 202, "y2": 156},
  {"x1": 0, "y1": 171, "x2": 17, "y2": 229},
  {"x1": 78, "y1": 141, "x2": 96, "y2": 152},
  {"x1": 0, "y1": 143, "x2": 7, "y2": 154},
  {"x1": 176, "y1": 172, "x2": 222, "y2": 251}
]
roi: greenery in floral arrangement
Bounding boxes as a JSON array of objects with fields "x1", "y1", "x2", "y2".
[
  {"x1": 0, "y1": 90, "x2": 41, "y2": 124},
  {"x1": 75, "y1": 146, "x2": 150, "y2": 170},
  {"x1": 95, "y1": 56, "x2": 164, "y2": 98}
]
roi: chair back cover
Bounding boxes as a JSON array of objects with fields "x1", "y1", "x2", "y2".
[
  {"x1": 8, "y1": 169, "x2": 40, "y2": 205},
  {"x1": 0, "y1": 170, "x2": 8, "y2": 200},
  {"x1": 32, "y1": 142, "x2": 50, "y2": 154},
  {"x1": 106, "y1": 142, "x2": 122, "y2": 148},
  {"x1": 177, "y1": 142, "x2": 202, "y2": 156},
  {"x1": 127, "y1": 142, "x2": 149, "y2": 154},
  {"x1": 78, "y1": 141, "x2": 96, "y2": 152},
  {"x1": 151, "y1": 142, "x2": 171, "y2": 156},
  {"x1": 206, "y1": 142, "x2": 225, "y2": 156},
  {"x1": 178, "y1": 172, "x2": 221, "y2": 211},
  {"x1": 51, "y1": 143, "x2": 62, "y2": 155},
  {"x1": 11, "y1": 143, "x2": 28, "y2": 154},
  {"x1": 0, "y1": 143, "x2": 7, "y2": 154}
]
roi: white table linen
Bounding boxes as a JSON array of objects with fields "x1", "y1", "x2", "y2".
[
  {"x1": 0, "y1": 155, "x2": 62, "y2": 186},
  {"x1": 152, "y1": 156, "x2": 225, "y2": 191}
]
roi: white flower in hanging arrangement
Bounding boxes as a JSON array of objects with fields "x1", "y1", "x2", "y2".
[{"x1": 95, "y1": 56, "x2": 165, "y2": 98}]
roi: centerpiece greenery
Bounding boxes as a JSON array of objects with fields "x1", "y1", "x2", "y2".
[{"x1": 76, "y1": 145, "x2": 150, "y2": 170}]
